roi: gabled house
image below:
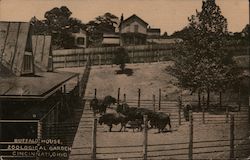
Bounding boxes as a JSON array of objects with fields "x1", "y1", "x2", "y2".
[{"x1": 120, "y1": 14, "x2": 148, "y2": 46}]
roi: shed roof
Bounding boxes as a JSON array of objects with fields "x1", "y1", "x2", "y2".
[
  {"x1": 32, "y1": 35, "x2": 52, "y2": 71},
  {"x1": 0, "y1": 71, "x2": 78, "y2": 101},
  {"x1": 0, "y1": 21, "x2": 32, "y2": 76}
]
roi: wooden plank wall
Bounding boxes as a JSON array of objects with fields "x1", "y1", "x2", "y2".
[
  {"x1": 52, "y1": 44, "x2": 248, "y2": 69},
  {"x1": 32, "y1": 35, "x2": 52, "y2": 71},
  {"x1": 52, "y1": 44, "x2": 174, "y2": 68},
  {"x1": 0, "y1": 22, "x2": 30, "y2": 76}
]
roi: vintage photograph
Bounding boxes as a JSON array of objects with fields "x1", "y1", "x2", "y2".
[{"x1": 0, "y1": 0, "x2": 249, "y2": 159}]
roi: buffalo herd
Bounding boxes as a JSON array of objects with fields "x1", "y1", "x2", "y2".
[{"x1": 90, "y1": 96, "x2": 171, "y2": 133}]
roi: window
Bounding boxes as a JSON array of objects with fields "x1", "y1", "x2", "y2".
[
  {"x1": 126, "y1": 24, "x2": 130, "y2": 32},
  {"x1": 77, "y1": 37, "x2": 85, "y2": 45},
  {"x1": 22, "y1": 52, "x2": 32, "y2": 73},
  {"x1": 134, "y1": 25, "x2": 139, "y2": 33}
]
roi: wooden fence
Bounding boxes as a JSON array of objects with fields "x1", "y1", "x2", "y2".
[
  {"x1": 87, "y1": 113, "x2": 250, "y2": 160},
  {"x1": 52, "y1": 44, "x2": 248, "y2": 69},
  {"x1": 52, "y1": 44, "x2": 175, "y2": 68},
  {"x1": 39, "y1": 58, "x2": 92, "y2": 145}
]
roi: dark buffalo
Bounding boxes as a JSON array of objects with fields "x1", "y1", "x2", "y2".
[
  {"x1": 99, "y1": 113, "x2": 128, "y2": 132},
  {"x1": 116, "y1": 103, "x2": 155, "y2": 130},
  {"x1": 149, "y1": 112, "x2": 171, "y2": 133},
  {"x1": 127, "y1": 119, "x2": 143, "y2": 132},
  {"x1": 90, "y1": 95, "x2": 116, "y2": 114}
]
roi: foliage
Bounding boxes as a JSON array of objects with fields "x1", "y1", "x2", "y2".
[
  {"x1": 168, "y1": 0, "x2": 241, "y2": 106},
  {"x1": 86, "y1": 12, "x2": 118, "y2": 47},
  {"x1": 30, "y1": 6, "x2": 86, "y2": 49},
  {"x1": 113, "y1": 47, "x2": 130, "y2": 72}
]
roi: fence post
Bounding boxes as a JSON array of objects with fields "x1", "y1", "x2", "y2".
[
  {"x1": 98, "y1": 55, "x2": 101, "y2": 68},
  {"x1": 117, "y1": 88, "x2": 120, "y2": 105},
  {"x1": 138, "y1": 88, "x2": 141, "y2": 108},
  {"x1": 230, "y1": 114, "x2": 235, "y2": 160},
  {"x1": 248, "y1": 96, "x2": 250, "y2": 128},
  {"x1": 77, "y1": 75, "x2": 80, "y2": 96},
  {"x1": 238, "y1": 86, "x2": 241, "y2": 111},
  {"x1": 64, "y1": 55, "x2": 67, "y2": 68},
  {"x1": 132, "y1": 52, "x2": 134, "y2": 64},
  {"x1": 37, "y1": 121, "x2": 42, "y2": 160},
  {"x1": 158, "y1": 88, "x2": 161, "y2": 110},
  {"x1": 123, "y1": 94, "x2": 126, "y2": 102},
  {"x1": 226, "y1": 106, "x2": 229, "y2": 123},
  {"x1": 202, "y1": 105, "x2": 205, "y2": 124},
  {"x1": 94, "y1": 89, "x2": 97, "y2": 98},
  {"x1": 143, "y1": 115, "x2": 148, "y2": 160},
  {"x1": 78, "y1": 51, "x2": 80, "y2": 67},
  {"x1": 91, "y1": 118, "x2": 97, "y2": 160},
  {"x1": 178, "y1": 96, "x2": 182, "y2": 125},
  {"x1": 157, "y1": 51, "x2": 160, "y2": 62},
  {"x1": 189, "y1": 110, "x2": 193, "y2": 160},
  {"x1": 153, "y1": 95, "x2": 156, "y2": 112}
]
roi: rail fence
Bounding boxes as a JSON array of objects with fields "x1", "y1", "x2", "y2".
[
  {"x1": 85, "y1": 112, "x2": 250, "y2": 160},
  {"x1": 69, "y1": 86, "x2": 250, "y2": 160},
  {"x1": 83, "y1": 87, "x2": 249, "y2": 126}
]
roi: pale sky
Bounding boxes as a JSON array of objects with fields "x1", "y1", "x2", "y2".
[{"x1": 0, "y1": 0, "x2": 248, "y2": 34}]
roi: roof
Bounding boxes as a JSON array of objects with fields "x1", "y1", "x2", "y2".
[
  {"x1": 0, "y1": 21, "x2": 32, "y2": 76},
  {"x1": 0, "y1": 71, "x2": 78, "y2": 101},
  {"x1": 32, "y1": 35, "x2": 52, "y2": 71},
  {"x1": 147, "y1": 28, "x2": 161, "y2": 33},
  {"x1": 122, "y1": 14, "x2": 148, "y2": 26}
]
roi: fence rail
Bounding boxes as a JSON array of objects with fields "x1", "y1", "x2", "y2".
[{"x1": 85, "y1": 109, "x2": 250, "y2": 160}]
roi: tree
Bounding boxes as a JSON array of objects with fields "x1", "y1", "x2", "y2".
[
  {"x1": 113, "y1": 47, "x2": 130, "y2": 72},
  {"x1": 161, "y1": 32, "x2": 169, "y2": 39},
  {"x1": 86, "y1": 12, "x2": 118, "y2": 47},
  {"x1": 31, "y1": 6, "x2": 86, "y2": 49},
  {"x1": 168, "y1": 0, "x2": 241, "y2": 108}
]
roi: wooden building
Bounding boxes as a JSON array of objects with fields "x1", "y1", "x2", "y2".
[
  {"x1": 71, "y1": 29, "x2": 87, "y2": 48},
  {"x1": 120, "y1": 14, "x2": 148, "y2": 46},
  {"x1": 0, "y1": 22, "x2": 81, "y2": 151}
]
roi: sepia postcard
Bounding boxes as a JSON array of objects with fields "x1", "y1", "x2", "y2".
[{"x1": 0, "y1": 0, "x2": 249, "y2": 159}]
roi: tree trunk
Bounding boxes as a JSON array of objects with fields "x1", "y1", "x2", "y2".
[
  {"x1": 207, "y1": 88, "x2": 210, "y2": 109},
  {"x1": 219, "y1": 91, "x2": 222, "y2": 108}
]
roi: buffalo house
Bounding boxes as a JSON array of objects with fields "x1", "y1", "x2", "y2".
[{"x1": 0, "y1": 22, "x2": 81, "y2": 148}]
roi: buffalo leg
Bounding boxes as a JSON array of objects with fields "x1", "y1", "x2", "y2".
[
  {"x1": 109, "y1": 125, "x2": 112, "y2": 132},
  {"x1": 120, "y1": 124, "x2": 125, "y2": 132}
]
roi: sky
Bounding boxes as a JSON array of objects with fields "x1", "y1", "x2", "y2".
[{"x1": 0, "y1": 0, "x2": 248, "y2": 34}]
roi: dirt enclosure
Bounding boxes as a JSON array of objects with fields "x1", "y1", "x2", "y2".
[{"x1": 68, "y1": 62, "x2": 250, "y2": 160}]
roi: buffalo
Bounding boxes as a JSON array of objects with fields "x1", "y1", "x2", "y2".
[
  {"x1": 149, "y1": 112, "x2": 171, "y2": 133},
  {"x1": 90, "y1": 95, "x2": 116, "y2": 114},
  {"x1": 127, "y1": 119, "x2": 143, "y2": 132},
  {"x1": 116, "y1": 103, "x2": 171, "y2": 133},
  {"x1": 99, "y1": 113, "x2": 128, "y2": 132}
]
